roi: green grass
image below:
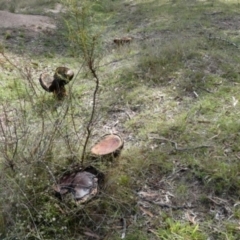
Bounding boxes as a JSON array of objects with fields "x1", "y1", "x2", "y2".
[
  {"x1": 2, "y1": 0, "x2": 240, "y2": 239},
  {"x1": 157, "y1": 218, "x2": 207, "y2": 240},
  {"x1": 0, "y1": 0, "x2": 58, "y2": 14}
]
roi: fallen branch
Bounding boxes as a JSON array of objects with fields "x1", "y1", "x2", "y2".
[
  {"x1": 83, "y1": 230, "x2": 100, "y2": 240},
  {"x1": 98, "y1": 53, "x2": 140, "y2": 68},
  {"x1": 144, "y1": 199, "x2": 196, "y2": 210},
  {"x1": 207, "y1": 196, "x2": 228, "y2": 206},
  {"x1": 208, "y1": 34, "x2": 240, "y2": 50},
  {"x1": 198, "y1": 87, "x2": 214, "y2": 94},
  {"x1": 148, "y1": 135, "x2": 213, "y2": 152},
  {"x1": 121, "y1": 217, "x2": 127, "y2": 239},
  {"x1": 139, "y1": 206, "x2": 154, "y2": 218}
]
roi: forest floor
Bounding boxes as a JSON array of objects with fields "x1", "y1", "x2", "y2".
[{"x1": 1, "y1": 1, "x2": 240, "y2": 240}]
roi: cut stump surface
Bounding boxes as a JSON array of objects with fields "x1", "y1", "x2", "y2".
[
  {"x1": 91, "y1": 134, "x2": 123, "y2": 156},
  {"x1": 53, "y1": 167, "x2": 102, "y2": 204}
]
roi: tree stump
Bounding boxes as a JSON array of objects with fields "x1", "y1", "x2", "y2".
[
  {"x1": 53, "y1": 67, "x2": 74, "y2": 84},
  {"x1": 39, "y1": 73, "x2": 66, "y2": 100},
  {"x1": 113, "y1": 37, "x2": 132, "y2": 46},
  {"x1": 39, "y1": 72, "x2": 55, "y2": 92},
  {"x1": 91, "y1": 134, "x2": 124, "y2": 161},
  {"x1": 53, "y1": 166, "x2": 103, "y2": 204},
  {"x1": 39, "y1": 67, "x2": 74, "y2": 100}
]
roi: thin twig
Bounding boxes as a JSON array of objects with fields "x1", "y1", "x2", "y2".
[
  {"x1": 149, "y1": 135, "x2": 213, "y2": 152},
  {"x1": 0, "y1": 52, "x2": 38, "y2": 95},
  {"x1": 144, "y1": 199, "x2": 196, "y2": 210},
  {"x1": 80, "y1": 37, "x2": 100, "y2": 165},
  {"x1": 98, "y1": 53, "x2": 140, "y2": 68},
  {"x1": 21, "y1": 203, "x2": 42, "y2": 239},
  {"x1": 81, "y1": 66, "x2": 99, "y2": 165},
  {"x1": 198, "y1": 87, "x2": 214, "y2": 93},
  {"x1": 65, "y1": 3, "x2": 101, "y2": 166},
  {"x1": 121, "y1": 217, "x2": 127, "y2": 239},
  {"x1": 208, "y1": 34, "x2": 240, "y2": 50}
]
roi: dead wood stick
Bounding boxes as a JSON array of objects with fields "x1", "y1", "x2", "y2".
[
  {"x1": 121, "y1": 217, "x2": 127, "y2": 239},
  {"x1": 83, "y1": 231, "x2": 100, "y2": 240},
  {"x1": 208, "y1": 34, "x2": 240, "y2": 49},
  {"x1": 144, "y1": 199, "x2": 196, "y2": 210},
  {"x1": 98, "y1": 53, "x2": 140, "y2": 68},
  {"x1": 149, "y1": 136, "x2": 213, "y2": 152}
]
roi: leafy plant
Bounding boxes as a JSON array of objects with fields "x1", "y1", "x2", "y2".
[
  {"x1": 64, "y1": 0, "x2": 102, "y2": 165},
  {"x1": 157, "y1": 218, "x2": 206, "y2": 240}
]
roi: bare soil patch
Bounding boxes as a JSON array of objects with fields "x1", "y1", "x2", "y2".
[
  {"x1": 0, "y1": 10, "x2": 56, "y2": 30},
  {"x1": 0, "y1": 9, "x2": 67, "y2": 55}
]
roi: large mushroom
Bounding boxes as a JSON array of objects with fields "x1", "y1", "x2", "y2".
[{"x1": 39, "y1": 67, "x2": 74, "y2": 100}]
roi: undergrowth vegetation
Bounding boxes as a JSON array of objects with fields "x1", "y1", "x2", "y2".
[{"x1": 1, "y1": 0, "x2": 240, "y2": 239}]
